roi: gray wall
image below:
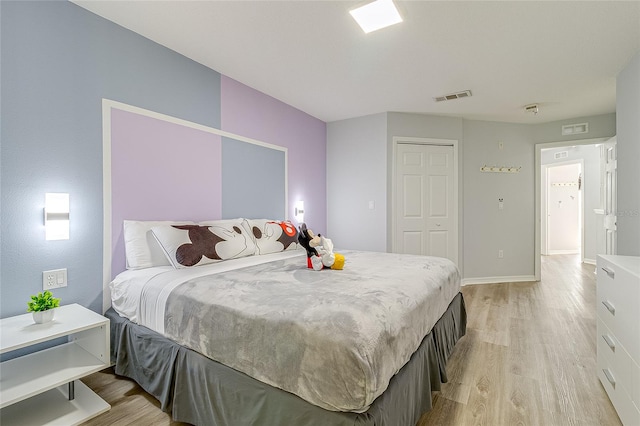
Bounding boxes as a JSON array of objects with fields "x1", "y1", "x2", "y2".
[
  {"x1": 326, "y1": 112, "x2": 616, "y2": 281},
  {"x1": 462, "y1": 120, "x2": 536, "y2": 279},
  {"x1": 616, "y1": 52, "x2": 640, "y2": 255},
  {"x1": 1, "y1": 1, "x2": 222, "y2": 317},
  {"x1": 534, "y1": 113, "x2": 617, "y2": 144},
  {"x1": 326, "y1": 113, "x2": 387, "y2": 251}
]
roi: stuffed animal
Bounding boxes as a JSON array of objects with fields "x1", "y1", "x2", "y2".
[{"x1": 298, "y1": 223, "x2": 345, "y2": 271}]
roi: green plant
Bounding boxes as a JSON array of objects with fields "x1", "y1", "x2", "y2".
[{"x1": 27, "y1": 291, "x2": 61, "y2": 312}]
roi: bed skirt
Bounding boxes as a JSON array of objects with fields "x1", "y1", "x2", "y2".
[{"x1": 105, "y1": 292, "x2": 466, "y2": 426}]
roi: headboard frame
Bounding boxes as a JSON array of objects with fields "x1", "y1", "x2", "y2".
[{"x1": 102, "y1": 99, "x2": 287, "y2": 312}]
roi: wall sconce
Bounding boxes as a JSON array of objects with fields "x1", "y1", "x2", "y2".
[
  {"x1": 294, "y1": 201, "x2": 305, "y2": 224},
  {"x1": 45, "y1": 193, "x2": 69, "y2": 240}
]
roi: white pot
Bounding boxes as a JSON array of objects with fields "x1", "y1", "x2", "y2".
[{"x1": 32, "y1": 309, "x2": 55, "y2": 324}]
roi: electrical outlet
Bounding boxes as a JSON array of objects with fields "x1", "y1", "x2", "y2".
[
  {"x1": 498, "y1": 250, "x2": 504, "y2": 259},
  {"x1": 43, "y1": 268, "x2": 67, "y2": 290}
]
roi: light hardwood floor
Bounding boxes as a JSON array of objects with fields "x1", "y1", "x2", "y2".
[{"x1": 81, "y1": 255, "x2": 620, "y2": 426}]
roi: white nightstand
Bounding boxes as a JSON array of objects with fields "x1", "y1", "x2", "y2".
[{"x1": 0, "y1": 303, "x2": 111, "y2": 425}]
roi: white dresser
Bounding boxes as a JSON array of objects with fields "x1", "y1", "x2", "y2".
[{"x1": 596, "y1": 255, "x2": 640, "y2": 425}]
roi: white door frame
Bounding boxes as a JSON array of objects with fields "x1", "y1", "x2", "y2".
[
  {"x1": 391, "y1": 136, "x2": 459, "y2": 266},
  {"x1": 542, "y1": 159, "x2": 584, "y2": 260},
  {"x1": 534, "y1": 137, "x2": 608, "y2": 281}
]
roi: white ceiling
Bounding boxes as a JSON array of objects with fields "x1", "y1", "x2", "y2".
[{"x1": 72, "y1": 0, "x2": 640, "y2": 124}]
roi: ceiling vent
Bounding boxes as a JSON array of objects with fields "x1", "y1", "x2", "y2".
[
  {"x1": 434, "y1": 90, "x2": 472, "y2": 102},
  {"x1": 525, "y1": 104, "x2": 539, "y2": 114},
  {"x1": 554, "y1": 151, "x2": 568, "y2": 160}
]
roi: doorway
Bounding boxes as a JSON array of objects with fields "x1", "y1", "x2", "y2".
[
  {"x1": 391, "y1": 137, "x2": 459, "y2": 265},
  {"x1": 542, "y1": 161, "x2": 583, "y2": 257},
  {"x1": 534, "y1": 137, "x2": 613, "y2": 280}
]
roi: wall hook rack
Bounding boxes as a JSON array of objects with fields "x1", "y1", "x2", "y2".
[{"x1": 480, "y1": 165, "x2": 522, "y2": 173}]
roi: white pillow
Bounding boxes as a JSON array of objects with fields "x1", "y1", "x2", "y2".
[
  {"x1": 123, "y1": 220, "x2": 195, "y2": 270},
  {"x1": 152, "y1": 219, "x2": 257, "y2": 268},
  {"x1": 246, "y1": 219, "x2": 299, "y2": 255}
]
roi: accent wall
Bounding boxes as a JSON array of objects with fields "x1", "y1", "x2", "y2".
[{"x1": 0, "y1": 0, "x2": 326, "y2": 318}]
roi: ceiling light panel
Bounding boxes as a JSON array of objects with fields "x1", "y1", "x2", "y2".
[{"x1": 350, "y1": 0, "x2": 403, "y2": 34}]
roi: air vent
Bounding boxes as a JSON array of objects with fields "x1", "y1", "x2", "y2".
[
  {"x1": 434, "y1": 90, "x2": 472, "y2": 102},
  {"x1": 525, "y1": 104, "x2": 539, "y2": 114},
  {"x1": 562, "y1": 123, "x2": 588, "y2": 136},
  {"x1": 554, "y1": 151, "x2": 568, "y2": 160}
]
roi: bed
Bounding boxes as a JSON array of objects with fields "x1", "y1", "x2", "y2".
[{"x1": 104, "y1": 218, "x2": 466, "y2": 425}]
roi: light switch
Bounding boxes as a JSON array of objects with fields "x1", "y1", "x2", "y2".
[{"x1": 499, "y1": 198, "x2": 504, "y2": 210}]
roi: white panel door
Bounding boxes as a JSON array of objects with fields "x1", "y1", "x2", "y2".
[{"x1": 395, "y1": 143, "x2": 455, "y2": 261}]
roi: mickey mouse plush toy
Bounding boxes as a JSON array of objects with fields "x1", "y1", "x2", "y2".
[{"x1": 298, "y1": 223, "x2": 345, "y2": 271}]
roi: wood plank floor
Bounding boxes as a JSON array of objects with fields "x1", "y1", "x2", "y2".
[{"x1": 81, "y1": 255, "x2": 621, "y2": 426}]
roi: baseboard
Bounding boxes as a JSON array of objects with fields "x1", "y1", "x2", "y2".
[
  {"x1": 548, "y1": 250, "x2": 579, "y2": 255},
  {"x1": 461, "y1": 275, "x2": 537, "y2": 286},
  {"x1": 583, "y1": 258, "x2": 596, "y2": 265}
]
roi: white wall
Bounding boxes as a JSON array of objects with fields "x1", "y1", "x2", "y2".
[
  {"x1": 326, "y1": 113, "x2": 387, "y2": 251},
  {"x1": 541, "y1": 144, "x2": 601, "y2": 262},
  {"x1": 616, "y1": 52, "x2": 640, "y2": 256}
]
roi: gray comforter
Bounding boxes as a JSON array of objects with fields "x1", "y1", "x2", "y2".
[{"x1": 161, "y1": 250, "x2": 460, "y2": 412}]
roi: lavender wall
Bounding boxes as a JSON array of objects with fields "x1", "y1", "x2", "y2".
[
  {"x1": 110, "y1": 108, "x2": 223, "y2": 276},
  {"x1": 221, "y1": 76, "x2": 327, "y2": 234}
]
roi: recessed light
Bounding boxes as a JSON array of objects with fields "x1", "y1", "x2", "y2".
[{"x1": 350, "y1": 0, "x2": 403, "y2": 34}]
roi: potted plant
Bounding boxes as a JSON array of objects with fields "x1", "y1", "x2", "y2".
[{"x1": 27, "y1": 290, "x2": 61, "y2": 323}]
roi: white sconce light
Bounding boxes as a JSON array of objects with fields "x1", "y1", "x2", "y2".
[
  {"x1": 294, "y1": 201, "x2": 305, "y2": 224},
  {"x1": 45, "y1": 193, "x2": 69, "y2": 240}
]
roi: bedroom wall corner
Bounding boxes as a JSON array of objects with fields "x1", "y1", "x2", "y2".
[
  {"x1": 615, "y1": 52, "x2": 640, "y2": 256},
  {"x1": 220, "y1": 76, "x2": 327, "y2": 234}
]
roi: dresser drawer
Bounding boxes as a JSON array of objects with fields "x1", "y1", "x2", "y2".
[
  {"x1": 597, "y1": 359, "x2": 640, "y2": 426},
  {"x1": 597, "y1": 257, "x2": 640, "y2": 361},
  {"x1": 597, "y1": 319, "x2": 635, "y2": 400}
]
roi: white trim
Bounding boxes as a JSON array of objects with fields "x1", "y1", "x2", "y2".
[
  {"x1": 102, "y1": 99, "x2": 287, "y2": 153},
  {"x1": 548, "y1": 249, "x2": 580, "y2": 255},
  {"x1": 461, "y1": 275, "x2": 537, "y2": 286},
  {"x1": 534, "y1": 137, "x2": 609, "y2": 281},
  {"x1": 102, "y1": 99, "x2": 289, "y2": 313},
  {"x1": 583, "y1": 258, "x2": 596, "y2": 265},
  {"x1": 102, "y1": 100, "x2": 112, "y2": 314},
  {"x1": 390, "y1": 137, "x2": 459, "y2": 267}
]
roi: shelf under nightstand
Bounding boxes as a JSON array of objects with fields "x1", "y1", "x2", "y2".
[{"x1": 0, "y1": 303, "x2": 111, "y2": 425}]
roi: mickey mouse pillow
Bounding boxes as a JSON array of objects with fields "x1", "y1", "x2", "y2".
[{"x1": 152, "y1": 218, "x2": 256, "y2": 268}]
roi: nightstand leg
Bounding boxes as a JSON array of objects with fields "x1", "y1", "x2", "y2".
[{"x1": 68, "y1": 380, "x2": 75, "y2": 400}]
